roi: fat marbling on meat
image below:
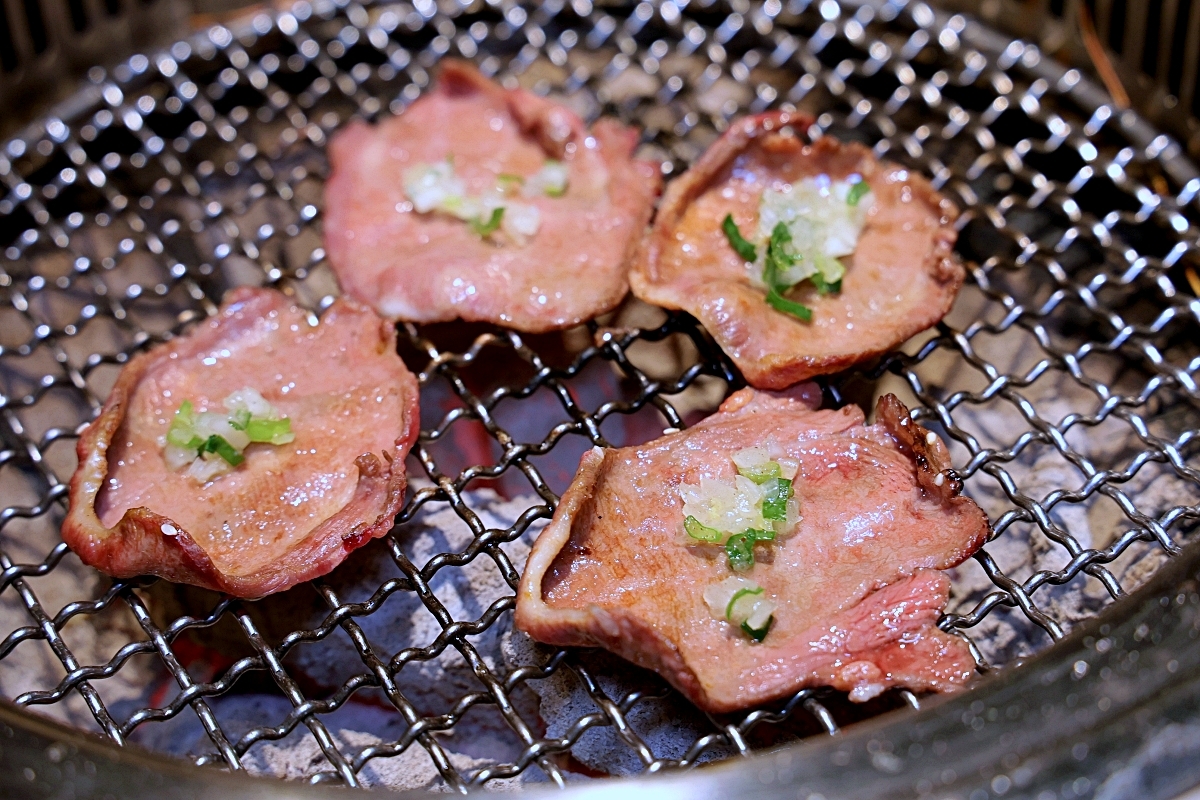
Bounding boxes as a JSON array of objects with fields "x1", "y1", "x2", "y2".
[
  {"x1": 323, "y1": 60, "x2": 662, "y2": 333},
  {"x1": 515, "y1": 388, "x2": 988, "y2": 712},
  {"x1": 630, "y1": 111, "x2": 964, "y2": 390},
  {"x1": 63, "y1": 287, "x2": 419, "y2": 598}
]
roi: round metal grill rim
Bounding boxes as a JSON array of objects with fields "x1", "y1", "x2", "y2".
[
  {"x1": 0, "y1": 0, "x2": 1197, "y2": 794},
  {"x1": 2, "y1": 538, "x2": 1200, "y2": 799}
]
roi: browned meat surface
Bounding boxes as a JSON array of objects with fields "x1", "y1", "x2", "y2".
[
  {"x1": 323, "y1": 60, "x2": 661, "y2": 333},
  {"x1": 515, "y1": 389, "x2": 988, "y2": 712},
  {"x1": 630, "y1": 111, "x2": 964, "y2": 389},
  {"x1": 63, "y1": 287, "x2": 419, "y2": 598}
]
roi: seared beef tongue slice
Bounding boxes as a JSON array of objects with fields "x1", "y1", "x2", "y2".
[
  {"x1": 630, "y1": 110, "x2": 964, "y2": 390},
  {"x1": 323, "y1": 59, "x2": 661, "y2": 333},
  {"x1": 516, "y1": 388, "x2": 988, "y2": 712},
  {"x1": 63, "y1": 287, "x2": 419, "y2": 599}
]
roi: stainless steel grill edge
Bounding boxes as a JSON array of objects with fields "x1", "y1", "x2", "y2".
[{"x1": 4, "y1": 538, "x2": 1200, "y2": 799}]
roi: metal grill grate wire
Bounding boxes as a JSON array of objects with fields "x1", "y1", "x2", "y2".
[{"x1": 0, "y1": 0, "x2": 1198, "y2": 790}]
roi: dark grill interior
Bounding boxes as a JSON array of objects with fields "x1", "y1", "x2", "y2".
[{"x1": 0, "y1": 0, "x2": 1198, "y2": 791}]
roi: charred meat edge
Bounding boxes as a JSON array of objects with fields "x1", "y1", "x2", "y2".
[
  {"x1": 630, "y1": 110, "x2": 965, "y2": 389},
  {"x1": 515, "y1": 392, "x2": 986, "y2": 710},
  {"x1": 61, "y1": 288, "x2": 419, "y2": 599}
]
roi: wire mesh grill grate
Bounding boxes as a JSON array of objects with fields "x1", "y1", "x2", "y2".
[{"x1": 0, "y1": 0, "x2": 1199, "y2": 790}]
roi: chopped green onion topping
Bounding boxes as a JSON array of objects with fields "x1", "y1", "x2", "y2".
[
  {"x1": 744, "y1": 528, "x2": 776, "y2": 542},
  {"x1": 528, "y1": 160, "x2": 569, "y2": 197},
  {"x1": 846, "y1": 179, "x2": 871, "y2": 206},
  {"x1": 229, "y1": 407, "x2": 252, "y2": 431},
  {"x1": 403, "y1": 160, "x2": 542, "y2": 240},
  {"x1": 200, "y1": 434, "x2": 244, "y2": 466},
  {"x1": 724, "y1": 528, "x2": 777, "y2": 571},
  {"x1": 765, "y1": 221, "x2": 793, "y2": 274},
  {"x1": 811, "y1": 251, "x2": 846, "y2": 291},
  {"x1": 163, "y1": 387, "x2": 294, "y2": 481},
  {"x1": 761, "y1": 478, "x2": 793, "y2": 521},
  {"x1": 404, "y1": 160, "x2": 455, "y2": 212},
  {"x1": 683, "y1": 450, "x2": 800, "y2": 578},
  {"x1": 703, "y1": 576, "x2": 776, "y2": 642},
  {"x1": 685, "y1": 515, "x2": 723, "y2": 543},
  {"x1": 166, "y1": 427, "x2": 198, "y2": 447},
  {"x1": 764, "y1": 222, "x2": 814, "y2": 322},
  {"x1": 737, "y1": 460, "x2": 781, "y2": 484},
  {"x1": 722, "y1": 214, "x2": 758, "y2": 262},
  {"x1": 166, "y1": 400, "x2": 198, "y2": 447},
  {"x1": 245, "y1": 417, "x2": 294, "y2": 445},
  {"x1": 725, "y1": 533, "x2": 756, "y2": 572},
  {"x1": 726, "y1": 586, "x2": 764, "y2": 620},
  {"x1": 725, "y1": 175, "x2": 870, "y2": 314},
  {"x1": 766, "y1": 288, "x2": 814, "y2": 321},
  {"x1": 168, "y1": 427, "x2": 203, "y2": 450},
  {"x1": 810, "y1": 272, "x2": 842, "y2": 295},
  {"x1": 741, "y1": 616, "x2": 773, "y2": 642},
  {"x1": 471, "y1": 207, "x2": 505, "y2": 237}
]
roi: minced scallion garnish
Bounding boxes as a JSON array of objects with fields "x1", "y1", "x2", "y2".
[
  {"x1": 162, "y1": 387, "x2": 294, "y2": 484},
  {"x1": 721, "y1": 214, "x2": 757, "y2": 262},
  {"x1": 741, "y1": 461, "x2": 780, "y2": 483},
  {"x1": 846, "y1": 178, "x2": 871, "y2": 206},
  {"x1": 703, "y1": 576, "x2": 776, "y2": 641},
  {"x1": 810, "y1": 270, "x2": 842, "y2": 295},
  {"x1": 731, "y1": 445, "x2": 799, "y2": 482},
  {"x1": 721, "y1": 174, "x2": 874, "y2": 319},
  {"x1": 470, "y1": 207, "x2": 505, "y2": 237},
  {"x1": 761, "y1": 478, "x2": 793, "y2": 521},
  {"x1": 725, "y1": 529, "x2": 776, "y2": 572},
  {"x1": 524, "y1": 160, "x2": 569, "y2": 197},
  {"x1": 684, "y1": 515, "x2": 723, "y2": 543},
  {"x1": 764, "y1": 222, "x2": 813, "y2": 321},
  {"x1": 198, "y1": 434, "x2": 244, "y2": 466},
  {"x1": 403, "y1": 160, "x2": 463, "y2": 214},
  {"x1": 497, "y1": 173, "x2": 524, "y2": 192},
  {"x1": 724, "y1": 218, "x2": 813, "y2": 321},
  {"x1": 679, "y1": 446, "x2": 799, "y2": 572},
  {"x1": 724, "y1": 533, "x2": 755, "y2": 572},
  {"x1": 402, "y1": 158, "x2": 568, "y2": 242},
  {"x1": 243, "y1": 417, "x2": 293, "y2": 445}
]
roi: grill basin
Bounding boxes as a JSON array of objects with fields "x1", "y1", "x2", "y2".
[{"x1": 0, "y1": 0, "x2": 1199, "y2": 793}]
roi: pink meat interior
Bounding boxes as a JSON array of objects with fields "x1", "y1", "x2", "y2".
[{"x1": 96, "y1": 295, "x2": 408, "y2": 578}]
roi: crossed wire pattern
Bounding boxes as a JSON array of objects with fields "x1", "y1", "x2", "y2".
[{"x1": 0, "y1": 0, "x2": 1198, "y2": 790}]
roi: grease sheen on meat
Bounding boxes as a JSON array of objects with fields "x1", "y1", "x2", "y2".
[
  {"x1": 63, "y1": 288, "x2": 419, "y2": 598},
  {"x1": 630, "y1": 111, "x2": 964, "y2": 389},
  {"x1": 515, "y1": 389, "x2": 989, "y2": 712},
  {"x1": 324, "y1": 60, "x2": 661, "y2": 333}
]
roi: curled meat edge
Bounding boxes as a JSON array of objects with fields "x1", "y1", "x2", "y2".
[
  {"x1": 514, "y1": 445, "x2": 708, "y2": 703},
  {"x1": 61, "y1": 291, "x2": 420, "y2": 599},
  {"x1": 514, "y1": 391, "x2": 989, "y2": 711},
  {"x1": 630, "y1": 110, "x2": 965, "y2": 389}
]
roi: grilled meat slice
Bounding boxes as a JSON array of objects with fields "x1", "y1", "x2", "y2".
[
  {"x1": 324, "y1": 60, "x2": 661, "y2": 333},
  {"x1": 630, "y1": 110, "x2": 964, "y2": 389},
  {"x1": 63, "y1": 287, "x2": 419, "y2": 598},
  {"x1": 515, "y1": 388, "x2": 988, "y2": 712}
]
